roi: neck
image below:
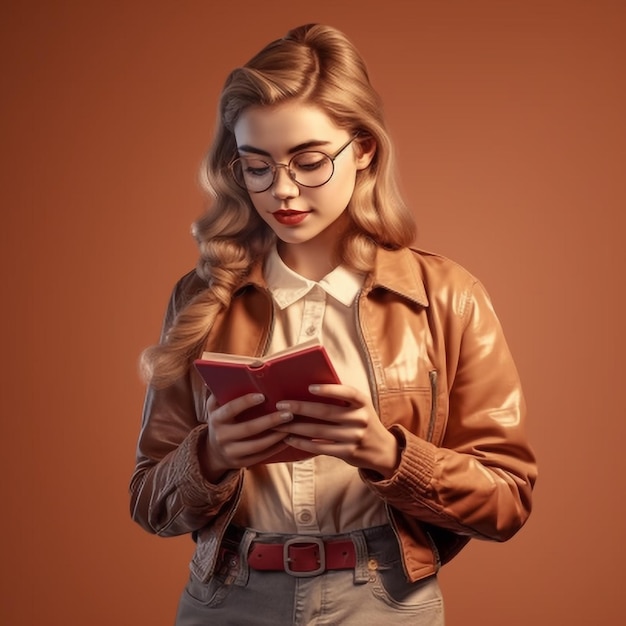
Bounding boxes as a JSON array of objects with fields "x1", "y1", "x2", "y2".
[
  {"x1": 277, "y1": 241, "x2": 339, "y2": 281},
  {"x1": 276, "y1": 212, "x2": 350, "y2": 281}
]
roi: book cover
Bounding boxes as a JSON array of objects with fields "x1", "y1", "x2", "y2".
[{"x1": 193, "y1": 339, "x2": 342, "y2": 463}]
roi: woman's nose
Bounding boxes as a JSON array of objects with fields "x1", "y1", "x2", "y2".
[{"x1": 271, "y1": 165, "x2": 300, "y2": 198}]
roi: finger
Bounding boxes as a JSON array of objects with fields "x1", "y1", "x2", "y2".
[
  {"x1": 224, "y1": 431, "x2": 292, "y2": 466},
  {"x1": 206, "y1": 393, "x2": 220, "y2": 411},
  {"x1": 209, "y1": 393, "x2": 287, "y2": 432},
  {"x1": 274, "y1": 398, "x2": 343, "y2": 422},
  {"x1": 230, "y1": 409, "x2": 294, "y2": 441},
  {"x1": 219, "y1": 393, "x2": 265, "y2": 419},
  {"x1": 238, "y1": 440, "x2": 292, "y2": 467},
  {"x1": 227, "y1": 428, "x2": 290, "y2": 455},
  {"x1": 283, "y1": 435, "x2": 349, "y2": 457},
  {"x1": 307, "y1": 384, "x2": 366, "y2": 405},
  {"x1": 276, "y1": 421, "x2": 359, "y2": 443},
  {"x1": 275, "y1": 386, "x2": 364, "y2": 417}
]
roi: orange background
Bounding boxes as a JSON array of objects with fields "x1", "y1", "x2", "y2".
[{"x1": 1, "y1": 1, "x2": 624, "y2": 624}]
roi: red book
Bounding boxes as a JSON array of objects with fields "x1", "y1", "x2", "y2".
[{"x1": 193, "y1": 339, "x2": 342, "y2": 463}]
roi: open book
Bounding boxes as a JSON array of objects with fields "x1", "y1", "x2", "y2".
[{"x1": 193, "y1": 339, "x2": 342, "y2": 463}]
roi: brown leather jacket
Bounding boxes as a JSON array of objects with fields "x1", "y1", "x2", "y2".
[{"x1": 130, "y1": 247, "x2": 537, "y2": 583}]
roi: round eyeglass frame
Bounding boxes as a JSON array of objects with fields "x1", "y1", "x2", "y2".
[{"x1": 228, "y1": 134, "x2": 359, "y2": 193}]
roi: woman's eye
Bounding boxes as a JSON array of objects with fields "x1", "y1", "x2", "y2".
[
  {"x1": 243, "y1": 160, "x2": 271, "y2": 177},
  {"x1": 246, "y1": 167, "x2": 270, "y2": 176},
  {"x1": 292, "y1": 153, "x2": 326, "y2": 171}
]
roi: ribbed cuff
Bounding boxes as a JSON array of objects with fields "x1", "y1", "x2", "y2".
[
  {"x1": 176, "y1": 425, "x2": 241, "y2": 511},
  {"x1": 361, "y1": 425, "x2": 436, "y2": 501}
]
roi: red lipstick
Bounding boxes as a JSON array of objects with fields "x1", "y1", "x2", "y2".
[{"x1": 272, "y1": 209, "x2": 311, "y2": 226}]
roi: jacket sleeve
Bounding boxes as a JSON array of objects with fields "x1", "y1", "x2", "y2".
[
  {"x1": 129, "y1": 275, "x2": 242, "y2": 536},
  {"x1": 363, "y1": 279, "x2": 537, "y2": 542}
]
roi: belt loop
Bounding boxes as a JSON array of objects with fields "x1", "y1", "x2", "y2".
[
  {"x1": 349, "y1": 530, "x2": 370, "y2": 584},
  {"x1": 233, "y1": 528, "x2": 256, "y2": 586}
]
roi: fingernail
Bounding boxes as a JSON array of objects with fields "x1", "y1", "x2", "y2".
[
  {"x1": 276, "y1": 401, "x2": 289, "y2": 410},
  {"x1": 253, "y1": 394, "x2": 265, "y2": 403},
  {"x1": 280, "y1": 412, "x2": 293, "y2": 422},
  {"x1": 308, "y1": 385, "x2": 320, "y2": 393}
]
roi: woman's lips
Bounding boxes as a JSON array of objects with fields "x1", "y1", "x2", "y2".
[{"x1": 271, "y1": 209, "x2": 311, "y2": 226}]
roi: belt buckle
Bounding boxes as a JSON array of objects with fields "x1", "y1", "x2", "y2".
[{"x1": 283, "y1": 537, "x2": 326, "y2": 577}]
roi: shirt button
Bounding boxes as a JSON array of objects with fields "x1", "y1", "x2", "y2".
[
  {"x1": 298, "y1": 510, "x2": 313, "y2": 523},
  {"x1": 305, "y1": 325, "x2": 316, "y2": 336}
]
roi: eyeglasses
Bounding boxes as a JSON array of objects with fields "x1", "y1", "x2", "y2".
[{"x1": 229, "y1": 135, "x2": 358, "y2": 193}]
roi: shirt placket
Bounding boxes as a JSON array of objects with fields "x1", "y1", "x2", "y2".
[{"x1": 292, "y1": 285, "x2": 326, "y2": 533}]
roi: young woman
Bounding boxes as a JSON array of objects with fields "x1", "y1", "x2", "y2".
[{"x1": 130, "y1": 24, "x2": 537, "y2": 625}]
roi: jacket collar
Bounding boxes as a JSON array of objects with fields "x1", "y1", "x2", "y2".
[
  {"x1": 237, "y1": 246, "x2": 429, "y2": 308},
  {"x1": 366, "y1": 247, "x2": 429, "y2": 307}
]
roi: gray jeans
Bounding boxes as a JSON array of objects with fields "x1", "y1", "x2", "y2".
[{"x1": 175, "y1": 524, "x2": 444, "y2": 625}]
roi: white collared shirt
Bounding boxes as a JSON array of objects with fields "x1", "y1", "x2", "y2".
[{"x1": 232, "y1": 247, "x2": 388, "y2": 534}]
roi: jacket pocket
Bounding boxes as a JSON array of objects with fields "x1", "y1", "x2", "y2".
[{"x1": 378, "y1": 370, "x2": 439, "y2": 442}]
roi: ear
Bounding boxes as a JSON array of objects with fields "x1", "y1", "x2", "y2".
[{"x1": 354, "y1": 135, "x2": 377, "y2": 170}]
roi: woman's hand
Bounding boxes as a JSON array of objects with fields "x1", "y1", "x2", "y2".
[
  {"x1": 274, "y1": 384, "x2": 401, "y2": 479},
  {"x1": 199, "y1": 392, "x2": 294, "y2": 482}
]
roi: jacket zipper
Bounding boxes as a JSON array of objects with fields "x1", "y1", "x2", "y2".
[
  {"x1": 354, "y1": 290, "x2": 380, "y2": 414},
  {"x1": 355, "y1": 291, "x2": 442, "y2": 578},
  {"x1": 424, "y1": 527, "x2": 442, "y2": 570},
  {"x1": 355, "y1": 291, "x2": 412, "y2": 575},
  {"x1": 423, "y1": 366, "x2": 442, "y2": 573},
  {"x1": 426, "y1": 369, "x2": 438, "y2": 443}
]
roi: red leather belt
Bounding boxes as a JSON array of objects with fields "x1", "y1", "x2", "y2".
[{"x1": 248, "y1": 537, "x2": 357, "y2": 577}]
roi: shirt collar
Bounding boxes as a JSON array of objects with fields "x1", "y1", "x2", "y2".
[{"x1": 264, "y1": 246, "x2": 365, "y2": 309}]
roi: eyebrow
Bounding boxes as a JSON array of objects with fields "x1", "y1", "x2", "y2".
[{"x1": 236, "y1": 140, "x2": 332, "y2": 157}]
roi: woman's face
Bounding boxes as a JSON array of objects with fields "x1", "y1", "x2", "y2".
[{"x1": 233, "y1": 101, "x2": 374, "y2": 264}]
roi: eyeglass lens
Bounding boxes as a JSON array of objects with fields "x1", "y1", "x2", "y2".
[{"x1": 233, "y1": 151, "x2": 334, "y2": 192}]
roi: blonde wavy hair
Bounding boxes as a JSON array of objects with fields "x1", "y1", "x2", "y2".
[{"x1": 142, "y1": 23, "x2": 416, "y2": 387}]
